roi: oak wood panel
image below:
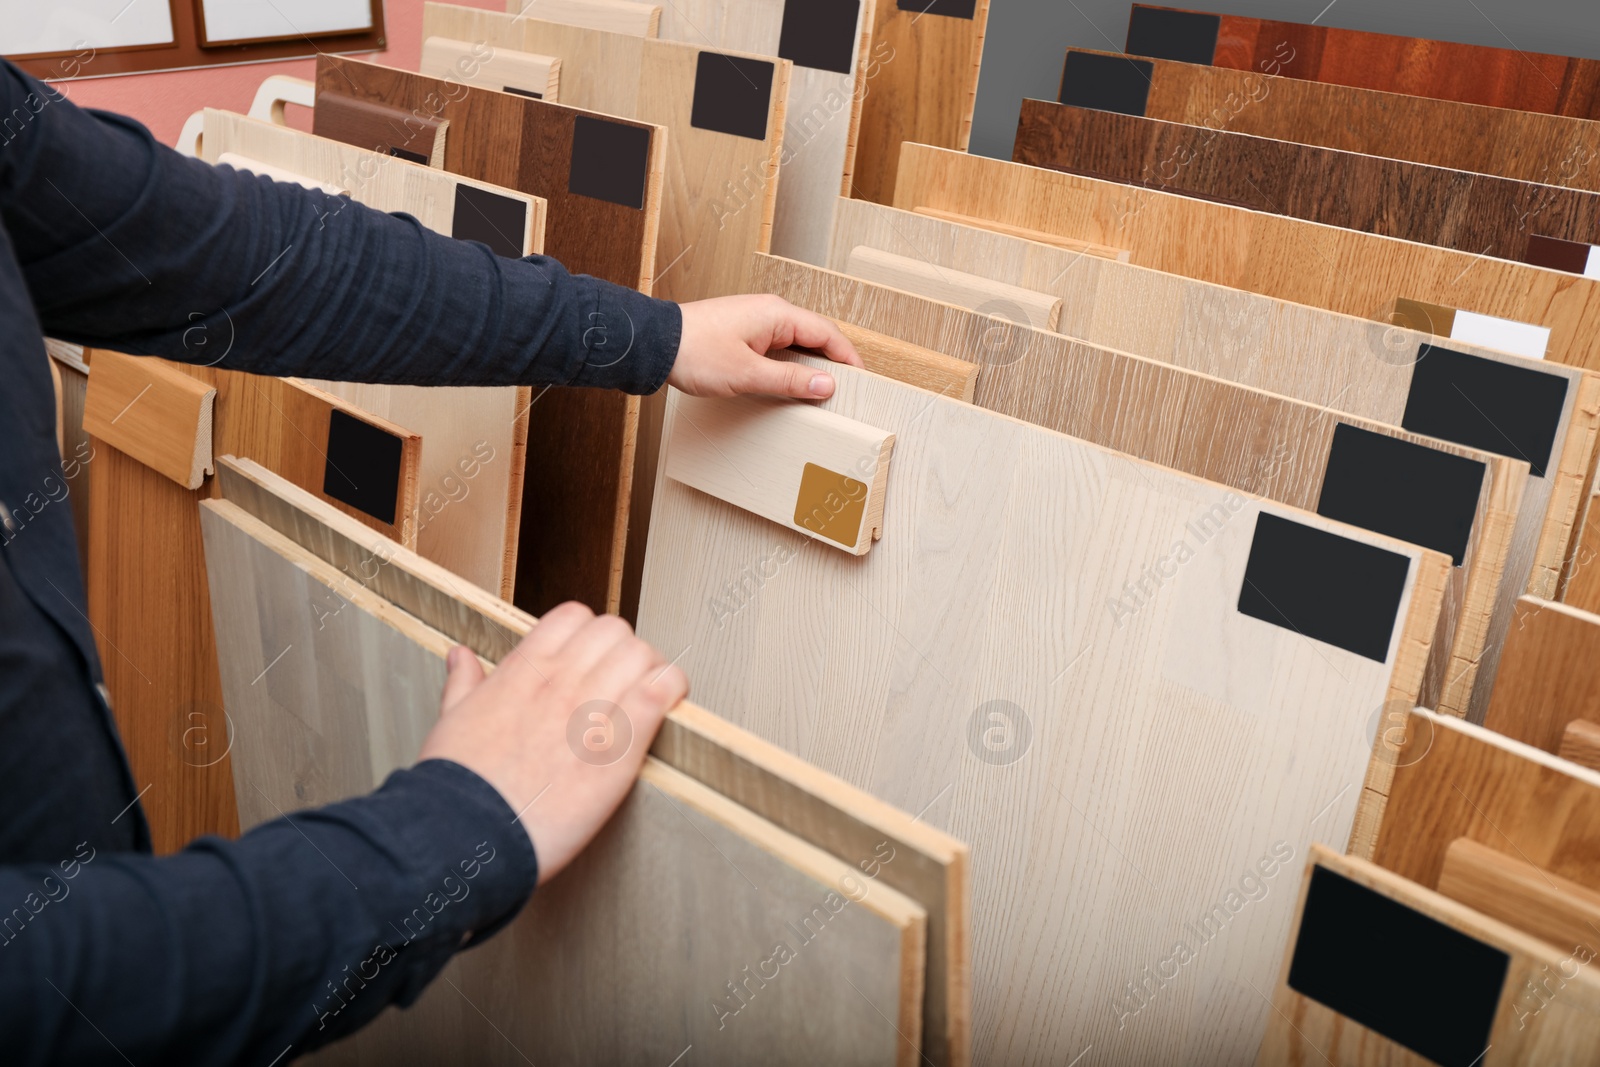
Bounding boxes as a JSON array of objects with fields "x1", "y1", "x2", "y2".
[
  {"x1": 1012, "y1": 98, "x2": 1600, "y2": 268},
  {"x1": 1563, "y1": 720, "x2": 1600, "y2": 772},
  {"x1": 316, "y1": 53, "x2": 666, "y2": 617},
  {"x1": 836, "y1": 320, "x2": 977, "y2": 400},
  {"x1": 1065, "y1": 47, "x2": 1600, "y2": 194},
  {"x1": 509, "y1": 0, "x2": 663, "y2": 37},
  {"x1": 1127, "y1": 4, "x2": 1600, "y2": 119},
  {"x1": 1257, "y1": 845, "x2": 1600, "y2": 1067},
  {"x1": 824, "y1": 197, "x2": 1600, "y2": 718},
  {"x1": 1437, "y1": 837, "x2": 1600, "y2": 956},
  {"x1": 82, "y1": 349, "x2": 214, "y2": 490},
  {"x1": 753, "y1": 254, "x2": 1520, "y2": 716},
  {"x1": 638, "y1": 354, "x2": 1448, "y2": 1064},
  {"x1": 1483, "y1": 596, "x2": 1600, "y2": 753},
  {"x1": 891, "y1": 144, "x2": 1600, "y2": 381}
]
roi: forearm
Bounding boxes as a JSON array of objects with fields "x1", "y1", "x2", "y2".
[{"x1": 0, "y1": 760, "x2": 537, "y2": 1066}]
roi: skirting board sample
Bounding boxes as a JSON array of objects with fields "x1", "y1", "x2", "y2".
[
  {"x1": 82, "y1": 349, "x2": 214, "y2": 490},
  {"x1": 1482, "y1": 595, "x2": 1600, "y2": 753},
  {"x1": 1058, "y1": 47, "x2": 1600, "y2": 195},
  {"x1": 637, "y1": 354, "x2": 1450, "y2": 1064},
  {"x1": 309, "y1": 92, "x2": 449, "y2": 167},
  {"x1": 890, "y1": 144, "x2": 1600, "y2": 383},
  {"x1": 754, "y1": 253, "x2": 1522, "y2": 716},
  {"x1": 1256, "y1": 845, "x2": 1600, "y2": 1067},
  {"x1": 843, "y1": 245, "x2": 1062, "y2": 330},
  {"x1": 200, "y1": 500, "x2": 928, "y2": 1066},
  {"x1": 316, "y1": 54, "x2": 666, "y2": 617},
  {"x1": 836, "y1": 320, "x2": 978, "y2": 400},
  {"x1": 1563, "y1": 720, "x2": 1600, "y2": 772},
  {"x1": 511, "y1": 0, "x2": 662, "y2": 37},
  {"x1": 200, "y1": 109, "x2": 544, "y2": 597},
  {"x1": 822, "y1": 197, "x2": 1600, "y2": 718},
  {"x1": 1011, "y1": 99, "x2": 1600, "y2": 269},
  {"x1": 420, "y1": 34, "x2": 562, "y2": 101},
  {"x1": 209, "y1": 454, "x2": 967, "y2": 1067},
  {"x1": 849, "y1": 0, "x2": 989, "y2": 206},
  {"x1": 1437, "y1": 837, "x2": 1600, "y2": 959},
  {"x1": 1124, "y1": 4, "x2": 1600, "y2": 120}
]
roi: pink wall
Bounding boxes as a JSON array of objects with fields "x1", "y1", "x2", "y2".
[{"x1": 51, "y1": 0, "x2": 507, "y2": 147}]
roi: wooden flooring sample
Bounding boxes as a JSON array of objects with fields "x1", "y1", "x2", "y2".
[
  {"x1": 1484, "y1": 596, "x2": 1600, "y2": 753},
  {"x1": 850, "y1": 0, "x2": 989, "y2": 205},
  {"x1": 509, "y1": 0, "x2": 662, "y2": 37},
  {"x1": 755, "y1": 253, "x2": 1521, "y2": 716},
  {"x1": 316, "y1": 53, "x2": 666, "y2": 617},
  {"x1": 1058, "y1": 47, "x2": 1600, "y2": 195},
  {"x1": 891, "y1": 144, "x2": 1600, "y2": 381},
  {"x1": 200, "y1": 499, "x2": 928, "y2": 1066},
  {"x1": 1257, "y1": 845, "x2": 1600, "y2": 1067},
  {"x1": 201, "y1": 110, "x2": 542, "y2": 596},
  {"x1": 1437, "y1": 837, "x2": 1600, "y2": 957},
  {"x1": 638, "y1": 355, "x2": 1449, "y2": 1064},
  {"x1": 822, "y1": 197, "x2": 1600, "y2": 717},
  {"x1": 1124, "y1": 3, "x2": 1600, "y2": 119},
  {"x1": 82, "y1": 349, "x2": 213, "y2": 489},
  {"x1": 1012, "y1": 99, "x2": 1600, "y2": 269},
  {"x1": 213, "y1": 454, "x2": 972, "y2": 1067},
  {"x1": 1563, "y1": 720, "x2": 1600, "y2": 772}
]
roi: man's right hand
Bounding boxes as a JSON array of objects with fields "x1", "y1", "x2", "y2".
[{"x1": 417, "y1": 602, "x2": 689, "y2": 885}]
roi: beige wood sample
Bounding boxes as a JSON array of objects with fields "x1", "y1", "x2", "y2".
[
  {"x1": 200, "y1": 109, "x2": 542, "y2": 597},
  {"x1": 754, "y1": 255, "x2": 1520, "y2": 715},
  {"x1": 844, "y1": 245, "x2": 1062, "y2": 330},
  {"x1": 662, "y1": 391, "x2": 895, "y2": 554},
  {"x1": 891, "y1": 144, "x2": 1600, "y2": 375},
  {"x1": 1437, "y1": 837, "x2": 1600, "y2": 955},
  {"x1": 638, "y1": 354, "x2": 1449, "y2": 1064},
  {"x1": 508, "y1": 0, "x2": 661, "y2": 37},
  {"x1": 213, "y1": 453, "x2": 972, "y2": 1065},
  {"x1": 1483, "y1": 596, "x2": 1600, "y2": 752},
  {"x1": 1562, "y1": 719, "x2": 1600, "y2": 772},
  {"x1": 82, "y1": 349, "x2": 214, "y2": 490},
  {"x1": 420, "y1": 34, "x2": 561, "y2": 101},
  {"x1": 836, "y1": 320, "x2": 978, "y2": 400},
  {"x1": 1257, "y1": 845, "x2": 1600, "y2": 1067},
  {"x1": 822, "y1": 197, "x2": 1600, "y2": 717},
  {"x1": 913, "y1": 205, "x2": 1130, "y2": 259}
]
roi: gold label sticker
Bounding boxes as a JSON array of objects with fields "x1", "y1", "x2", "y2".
[
  {"x1": 794, "y1": 462, "x2": 869, "y2": 548},
  {"x1": 1389, "y1": 297, "x2": 1456, "y2": 337}
]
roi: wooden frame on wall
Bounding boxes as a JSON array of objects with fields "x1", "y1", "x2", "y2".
[{"x1": 6, "y1": 0, "x2": 386, "y2": 81}]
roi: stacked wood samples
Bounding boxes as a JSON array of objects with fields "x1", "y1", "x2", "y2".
[
  {"x1": 200, "y1": 109, "x2": 545, "y2": 596},
  {"x1": 752, "y1": 254, "x2": 1520, "y2": 715},
  {"x1": 314, "y1": 53, "x2": 666, "y2": 617},
  {"x1": 1482, "y1": 596, "x2": 1600, "y2": 753},
  {"x1": 819, "y1": 198, "x2": 1600, "y2": 717},
  {"x1": 1123, "y1": 3, "x2": 1600, "y2": 119},
  {"x1": 1256, "y1": 845, "x2": 1600, "y2": 1066},
  {"x1": 1011, "y1": 100, "x2": 1600, "y2": 268},
  {"x1": 1056, "y1": 47, "x2": 1600, "y2": 195},
  {"x1": 638, "y1": 355, "x2": 1451, "y2": 1063},
  {"x1": 890, "y1": 144, "x2": 1600, "y2": 374},
  {"x1": 204, "y1": 456, "x2": 970, "y2": 1066}
]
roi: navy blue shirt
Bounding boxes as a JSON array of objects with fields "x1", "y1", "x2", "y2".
[{"x1": 0, "y1": 59, "x2": 680, "y2": 1063}]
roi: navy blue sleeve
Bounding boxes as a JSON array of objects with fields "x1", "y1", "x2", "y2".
[
  {"x1": 0, "y1": 61, "x2": 679, "y2": 394},
  {"x1": 0, "y1": 760, "x2": 539, "y2": 1066}
]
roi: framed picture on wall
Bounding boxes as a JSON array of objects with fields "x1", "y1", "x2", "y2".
[{"x1": 195, "y1": 0, "x2": 375, "y2": 47}]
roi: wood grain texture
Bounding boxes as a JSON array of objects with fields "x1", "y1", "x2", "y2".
[
  {"x1": 209, "y1": 455, "x2": 964, "y2": 1066},
  {"x1": 1563, "y1": 720, "x2": 1600, "y2": 772},
  {"x1": 823, "y1": 197, "x2": 1600, "y2": 717},
  {"x1": 1561, "y1": 488, "x2": 1600, "y2": 610},
  {"x1": 1483, "y1": 596, "x2": 1600, "y2": 753},
  {"x1": 1070, "y1": 46, "x2": 1600, "y2": 194},
  {"x1": 753, "y1": 254, "x2": 1519, "y2": 716},
  {"x1": 843, "y1": 245, "x2": 1062, "y2": 330},
  {"x1": 1257, "y1": 845, "x2": 1600, "y2": 1067},
  {"x1": 891, "y1": 144, "x2": 1600, "y2": 385},
  {"x1": 638, "y1": 354, "x2": 1448, "y2": 1065},
  {"x1": 1438, "y1": 837, "x2": 1600, "y2": 956},
  {"x1": 317, "y1": 53, "x2": 666, "y2": 616},
  {"x1": 1128, "y1": 4, "x2": 1600, "y2": 119},
  {"x1": 309, "y1": 91, "x2": 449, "y2": 166},
  {"x1": 850, "y1": 0, "x2": 989, "y2": 205},
  {"x1": 1012, "y1": 98, "x2": 1600, "y2": 268},
  {"x1": 914, "y1": 205, "x2": 1130, "y2": 259},
  {"x1": 201, "y1": 109, "x2": 543, "y2": 595},
  {"x1": 421, "y1": 34, "x2": 561, "y2": 101},
  {"x1": 82, "y1": 349, "x2": 214, "y2": 490},
  {"x1": 509, "y1": 0, "x2": 662, "y2": 37},
  {"x1": 836, "y1": 320, "x2": 977, "y2": 400}
]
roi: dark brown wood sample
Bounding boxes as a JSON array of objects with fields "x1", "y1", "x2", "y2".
[
  {"x1": 1125, "y1": 3, "x2": 1600, "y2": 120},
  {"x1": 1012, "y1": 98, "x2": 1600, "y2": 267},
  {"x1": 1057, "y1": 47, "x2": 1600, "y2": 196},
  {"x1": 316, "y1": 55, "x2": 666, "y2": 617}
]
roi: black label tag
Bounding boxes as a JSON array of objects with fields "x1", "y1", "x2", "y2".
[
  {"x1": 323, "y1": 409, "x2": 403, "y2": 526},
  {"x1": 1525, "y1": 233, "x2": 1593, "y2": 274},
  {"x1": 1059, "y1": 49, "x2": 1153, "y2": 115},
  {"x1": 1402, "y1": 344, "x2": 1568, "y2": 478},
  {"x1": 1317, "y1": 423, "x2": 1484, "y2": 567},
  {"x1": 1290, "y1": 865, "x2": 1506, "y2": 1067},
  {"x1": 895, "y1": 0, "x2": 977, "y2": 19},
  {"x1": 568, "y1": 115, "x2": 651, "y2": 210},
  {"x1": 1125, "y1": 5, "x2": 1220, "y2": 65},
  {"x1": 691, "y1": 53, "x2": 777, "y2": 140},
  {"x1": 1237, "y1": 512, "x2": 1410, "y2": 662},
  {"x1": 779, "y1": 0, "x2": 861, "y2": 74},
  {"x1": 503, "y1": 85, "x2": 543, "y2": 100},
  {"x1": 452, "y1": 184, "x2": 528, "y2": 259},
  {"x1": 387, "y1": 146, "x2": 428, "y2": 165}
]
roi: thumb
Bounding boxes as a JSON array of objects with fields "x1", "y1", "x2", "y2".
[
  {"x1": 741, "y1": 353, "x2": 837, "y2": 399},
  {"x1": 440, "y1": 645, "x2": 486, "y2": 712}
]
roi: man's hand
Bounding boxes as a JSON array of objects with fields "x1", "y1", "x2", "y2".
[
  {"x1": 418, "y1": 602, "x2": 689, "y2": 885},
  {"x1": 669, "y1": 294, "x2": 863, "y2": 399}
]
